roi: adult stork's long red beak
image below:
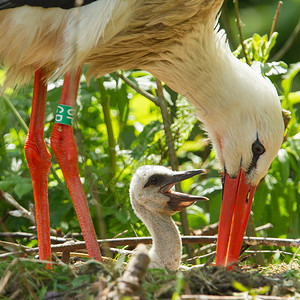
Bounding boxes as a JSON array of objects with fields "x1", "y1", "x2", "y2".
[{"x1": 216, "y1": 169, "x2": 256, "y2": 267}]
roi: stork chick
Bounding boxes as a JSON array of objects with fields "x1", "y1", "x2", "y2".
[{"x1": 130, "y1": 165, "x2": 207, "y2": 271}]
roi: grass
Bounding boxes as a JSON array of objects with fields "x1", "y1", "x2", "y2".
[{"x1": 0, "y1": 254, "x2": 299, "y2": 299}]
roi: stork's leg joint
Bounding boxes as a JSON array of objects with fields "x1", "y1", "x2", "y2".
[
  {"x1": 50, "y1": 124, "x2": 78, "y2": 169},
  {"x1": 25, "y1": 135, "x2": 51, "y2": 172},
  {"x1": 24, "y1": 136, "x2": 52, "y2": 263}
]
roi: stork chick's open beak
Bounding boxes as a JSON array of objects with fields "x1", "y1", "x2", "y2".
[
  {"x1": 160, "y1": 169, "x2": 208, "y2": 212},
  {"x1": 215, "y1": 168, "x2": 256, "y2": 267}
]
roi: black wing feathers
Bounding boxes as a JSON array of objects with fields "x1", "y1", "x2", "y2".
[{"x1": 0, "y1": 0, "x2": 96, "y2": 10}]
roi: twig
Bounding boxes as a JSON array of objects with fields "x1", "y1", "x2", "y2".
[
  {"x1": 194, "y1": 222, "x2": 273, "y2": 236},
  {"x1": 220, "y1": 2, "x2": 238, "y2": 49},
  {"x1": 0, "y1": 191, "x2": 63, "y2": 237},
  {"x1": 115, "y1": 72, "x2": 159, "y2": 106},
  {"x1": 0, "y1": 240, "x2": 29, "y2": 252},
  {"x1": 246, "y1": 212, "x2": 266, "y2": 266},
  {"x1": 0, "y1": 236, "x2": 299, "y2": 260},
  {"x1": 0, "y1": 232, "x2": 68, "y2": 244},
  {"x1": 156, "y1": 79, "x2": 177, "y2": 167},
  {"x1": 241, "y1": 236, "x2": 299, "y2": 248},
  {"x1": 95, "y1": 79, "x2": 115, "y2": 252},
  {"x1": 0, "y1": 232, "x2": 34, "y2": 239},
  {"x1": 194, "y1": 222, "x2": 219, "y2": 236},
  {"x1": 245, "y1": 249, "x2": 300, "y2": 257},
  {"x1": 269, "y1": 1, "x2": 283, "y2": 38},
  {"x1": 255, "y1": 223, "x2": 273, "y2": 232},
  {"x1": 116, "y1": 244, "x2": 149, "y2": 297},
  {"x1": 186, "y1": 251, "x2": 216, "y2": 262},
  {"x1": 2, "y1": 94, "x2": 29, "y2": 131},
  {"x1": 98, "y1": 244, "x2": 149, "y2": 299},
  {"x1": 181, "y1": 296, "x2": 282, "y2": 300},
  {"x1": 272, "y1": 18, "x2": 300, "y2": 61},
  {"x1": 98, "y1": 77, "x2": 117, "y2": 178},
  {"x1": 0, "y1": 190, "x2": 35, "y2": 224},
  {"x1": 156, "y1": 79, "x2": 195, "y2": 261},
  {"x1": 233, "y1": 0, "x2": 251, "y2": 65}
]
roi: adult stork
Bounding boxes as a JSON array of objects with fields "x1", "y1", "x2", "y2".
[
  {"x1": 130, "y1": 165, "x2": 208, "y2": 271},
  {"x1": 0, "y1": 0, "x2": 284, "y2": 266}
]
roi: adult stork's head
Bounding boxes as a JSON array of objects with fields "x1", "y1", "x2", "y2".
[{"x1": 202, "y1": 57, "x2": 285, "y2": 267}]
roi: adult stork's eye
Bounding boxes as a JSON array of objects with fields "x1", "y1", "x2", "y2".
[
  {"x1": 144, "y1": 175, "x2": 160, "y2": 188},
  {"x1": 252, "y1": 140, "x2": 265, "y2": 157}
]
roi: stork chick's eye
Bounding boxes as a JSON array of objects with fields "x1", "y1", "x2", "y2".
[{"x1": 144, "y1": 175, "x2": 160, "y2": 188}]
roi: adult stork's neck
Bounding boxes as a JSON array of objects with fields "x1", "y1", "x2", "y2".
[{"x1": 148, "y1": 24, "x2": 247, "y2": 125}]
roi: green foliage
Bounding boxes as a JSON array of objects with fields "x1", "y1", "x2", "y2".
[{"x1": 234, "y1": 32, "x2": 278, "y2": 63}]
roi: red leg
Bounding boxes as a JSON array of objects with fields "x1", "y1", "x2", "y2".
[
  {"x1": 50, "y1": 69, "x2": 102, "y2": 261},
  {"x1": 24, "y1": 68, "x2": 51, "y2": 263}
]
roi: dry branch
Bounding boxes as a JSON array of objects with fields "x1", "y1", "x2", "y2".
[
  {"x1": 272, "y1": 18, "x2": 300, "y2": 61},
  {"x1": 97, "y1": 244, "x2": 149, "y2": 299},
  {"x1": 181, "y1": 296, "x2": 284, "y2": 300},
  {"x1": 115, "y1": 72, "x2": 159, "y2": 106},
  {"x1": 155, "y1": 78, "x2": 194, "y2": 260},
  {"x1": 0, "y1": 232, "x2": 67, "y2": 243},
  {"x1": 0, "y1": 190, "x2": 35, "y2": 224},
  {"x1": 0, "y1": 236, "x2": 299, "y2": 260},
  {"x1": 269, "y1": 1, "x2": 283, "y2": 38},
  {"x1": 233, "y1": 0, "x2": 250, "y2": 65},
  {"x1": 117, "y1": 244, "x2": 149, "y2": 296}
]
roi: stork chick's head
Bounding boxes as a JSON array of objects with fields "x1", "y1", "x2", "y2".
[{"x1": 130, "y1": 165, "x2": 207, "y2": 218}]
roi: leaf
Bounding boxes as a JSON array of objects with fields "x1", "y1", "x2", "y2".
[
  {"x1": 252, "y1": 33, "x2": 262, "y2": 61},
  {"x1": 282, "y1": 63, "x2": 300, "y2": 98},
  {"x1": 13, "y1": 182, "x2": 33, "y2": 198},
  {"x1": 232, "y1": 280, "x2": 248, "y2": 292},
  {"x1": 119, "y1": 127, "x2": 136, "y2": 149},
  {"x1": 8, "y1": 210, "x2": 23, "y2": 218},
  {"x1": 131, "y1": 120, "x2": 163, "y2": 160},
  {"x1": 251, "y1": 61, "x2": 287, "y2": 76},
  {"x1": 264, "y1": 174, "x2": 277, "y2": 190},
  {"x1": 264, "y1": 32, "x2": 278, "y2": 60},
  {"x1": 172, "y1": 271, "x2": 184, "y2": 299},
  {"x1": 264, "y1": 61, "x2": 288, "y2": 76},
  {"x1": 253, "y1": 181, "x2": 270, "y2": 222},
  {"x1": 277, "y1": 149, "x2": 290, "y2": 188},
  {"x1": 115, "y1": 209, "x2": 129, "y2": 224}
]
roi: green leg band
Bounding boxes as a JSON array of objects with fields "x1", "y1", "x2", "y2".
[{"x1": 55, "y1": 104, "x2": 75, "y2": 126}]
